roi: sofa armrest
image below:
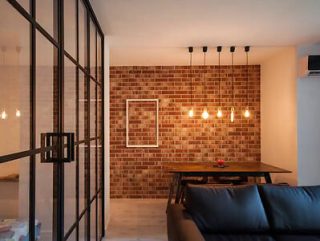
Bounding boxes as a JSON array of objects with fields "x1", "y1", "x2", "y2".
[{"x1": 167, "y1": 204, "x2": 205, "y2": 241}]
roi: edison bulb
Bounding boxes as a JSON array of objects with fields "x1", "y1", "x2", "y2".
[
  {"x1": 244, "y1": 108, "x2": 250, "y2": 118},
  {"x1": 188, "y1": 108, "x2": 194, "y2": 118},
  {"x1": 217, "y1": 108, "x2": 223, "y2": 118},
  {"x1": 16, "y1": 109, "x2": 21, "y2": 117},
  {"x1": 230, "y1": 108, "x2": 235, "y2": 122},
  {"x1": 1, "y1": 110, "x2": 8, "y2": 120},
  {"x1": 202, "y1": 109, "x2": 209, "y2": 120}
]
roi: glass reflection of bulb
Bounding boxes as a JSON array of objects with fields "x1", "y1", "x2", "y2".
[
  {"x1": 217, "y1": 108, "x2": 223, "y2": 118},
  {"x1": 188, "y1": 108, "x2": 194, "y2": 118},
  {"x1": 1, "y1": 110, "x2": 8, "y2": 120},
  {"x1": 16, "y1": 109, "x2": 21, "y2": 117},
  {"x1": 230, "y1": 107, "x2": 235, "y2": 122},
  {"x1": 202, "y1": 108, "x2": 209, "y2": 120},
  {"x1": 244, "y1": 107, "x2": 250, "y2": 118}
]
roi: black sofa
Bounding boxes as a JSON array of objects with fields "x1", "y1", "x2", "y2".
[{"x1": 167, "y1": 184, "x2": 320, "y2": 241}]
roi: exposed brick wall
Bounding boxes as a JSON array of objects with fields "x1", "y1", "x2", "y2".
[
  {"x1": 127, "y1": 101, "x2": 158, "y2": 146},
  {"x1": 110, "y1": 65, "x2": 261, "y2": 198}
]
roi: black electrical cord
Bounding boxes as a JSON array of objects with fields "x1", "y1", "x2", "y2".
[
  {"x1": 203, "y1": 46, "x2": 207, "y2": 101},
  {"x1": 189, "y1": 47, "x2": 193, "y2": 105},
  {"x1": 230, "y1": 46, "x2": 235, "y2": 107},
  {"x1": 217, "y1": 46, "x2": 222, "y2": 107},
  {"x1": 245, "y1": 46, "x2": 250, "y2": 108}
]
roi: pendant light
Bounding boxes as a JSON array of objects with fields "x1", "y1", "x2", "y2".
[
  {"x1": 1, "y1": 110, "x2": 8, "y2": 120},
  {"x1": 230, "y1": 46, "x2": 235, "y2": 122},
  {"x1": 188, "y1": 47, "x2": 194, "y2": 118},
  {"x1": 201, "y1": 46, "x2": 209, "y2": 120},
  {"x1": 16, "y1": 109, "x2": 21, "y2": 117},
  {"x1": 244, "y1": 46, "x2": 251, "y2": 118},
  {"x1": 216, "y1": 46, "x2": 223, "y2": 118}
]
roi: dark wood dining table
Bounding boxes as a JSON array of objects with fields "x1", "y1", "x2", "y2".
[{"x1": 164, "y1": 161, "x2": 291, "y2": 210}]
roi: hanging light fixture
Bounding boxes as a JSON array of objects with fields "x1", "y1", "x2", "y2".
[
  {"x1": 216, "y1": 46, "x2": 223, "y2": 118},
  {"x1": 230, "y1": 46, "x2": 235, "y2": 122},
  {"x1": 1, "y1": 110, "x2": 8, "y2": 120},
  {"x1": 16, "y1": 109, "x2": 21, "y2": 117},
  {"x1": 188, "y1": 47, "x2": 194, "y2": 118},
  {"x1": 201, "y1": 46, "x2": 209, "y2": 120},
  {"x1": 244, "y1": 46, "x2": 251, "y2": 118}
]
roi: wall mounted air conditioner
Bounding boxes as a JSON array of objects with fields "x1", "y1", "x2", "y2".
[{"x1": 299, "y1": 55, "x2": 320, "y2": 77}]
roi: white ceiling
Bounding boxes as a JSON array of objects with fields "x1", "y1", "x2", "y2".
[{"x1": 92, "y1": 0, "x2": 320, "y2": 65}]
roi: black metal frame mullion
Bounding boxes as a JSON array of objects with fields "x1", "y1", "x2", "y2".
[
  {"x1": 82, "y1": 0, "x2": 103, "y2": 38},
  {"x1": 86, "y1": 10, "x2": 91, "y2": 241},
  {"x1": 101, "y1": 33, "x2": 105, "y2": 239},
  {"x1": 0, "y1": 138, "x2": 98, "y2": 164},
  {"x1": 75, "y1": 0, "x2": 80, "y2": 240},
  {"x1": 29, "y1": 0, "x2": 36, "y2": 240},
  {"x1": 56, "y1": 0, "x2": 65, "y2": 240},
  {"x1": 95, "y1": 28, "x2": 99, "y2": 241}
]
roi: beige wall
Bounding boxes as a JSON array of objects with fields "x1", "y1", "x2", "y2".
[
  {"x1": 297, "y1": 44, "x2": 320, "y2": 186},
  {"x1": 261, "y1": 47, "x2": 298, "y2": 185}
]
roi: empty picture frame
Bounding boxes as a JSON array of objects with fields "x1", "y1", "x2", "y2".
[{"x1": 126, "y1": 99, "x2": 159, "y2": 147}]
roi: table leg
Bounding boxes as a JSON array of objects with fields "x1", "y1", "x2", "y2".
[
  {"x1": 264, "y1": 173, "x2": 272, "y2": 184},
  {"x1": 175, "y1": 174, "x2": 182, "y2": 204},
  {"x1": 166, "y1": 174, "x2": 177, "y2": 212}
]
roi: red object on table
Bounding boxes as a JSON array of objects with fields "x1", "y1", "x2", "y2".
[{"x1": 216, "y1": 159, "x2": 225, "y2": 167}]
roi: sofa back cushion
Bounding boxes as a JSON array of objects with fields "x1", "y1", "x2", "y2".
[
  {"x1": 184, "y1": 185, "x2": 270, "y2": 233},
  {"x1": 259, "y1": 185, "x2": 320, "y2": 233}
]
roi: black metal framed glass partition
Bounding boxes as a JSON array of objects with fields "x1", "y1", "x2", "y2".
[{"x1": 0, "y1": 0, "x2": 105, "y2": 241}]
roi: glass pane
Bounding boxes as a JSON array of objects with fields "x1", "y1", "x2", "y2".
[
  {"x1": 35, "y1": 31, "x2": 56, "y2": 241},
  {"x1": 97, "y1": 87, "x2": 102, "y2": 138},
  {"x1": 64, "y1": 156, "x2": 76, "y2": 236},
  {"x1": 90, "y1": 140, "x2": 96, "y2": 199},
  {"x1": 98, "y1": 192, "x2": 103, "y2": 239},
  {"x1": 97, "y1": 34, "x2": 102, "y2": 83},
  {"x1": 90, "y1": 81, "x2": 96, "y2": 138},
  {"x1": 0, "y1": 158, "x2": 29, "y2": 223},
  {"x1": 79, "y1": 143, "x2": 86, "y2": 213},
  {"x1": 90, "y1": 201, "x2": 97, "y2": 241},
  {"x1": 64, "y1": 57, "x2": 77, "y2": 234},
  {"x1": 79, "y1": 70, "x2": 86, "y2": 141},
  {"x1": 64, "y1": 57, "x2": 77, "y2": 134},
  {"x1": 17, "y1": 0, "x2": 30, "y2": 12},
  {"x1": 36, "y1": 0, "x2": 57, "y2": 39},
  {"x1": 79, "y1": 0, "x2": 87, "y2": 68},
  {"x1": 64, "y1": 0, "x2": 77, "y2": 58},
  {"x1": 65, "y1": 229, "x2": 77, "y2": 241},
  {"x1": 36, "y1": 31, "x2": 57, "y2": 148},
  {"x1": 97, "y1": 139, "x2": 102, "y2": 190},
  {"x1": 79, "y1": 215, "x2": 87, "y2": 241},
  {"x1": 36, "y1": 154, "x2": 53, "y2": 241},
  {"x1": 0, "y1": 1, "x2": 30, "y2": 156},
  {"x1": 90, "y1": 19, "x2": 96, "y2": 79}
]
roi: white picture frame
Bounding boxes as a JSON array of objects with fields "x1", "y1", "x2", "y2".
[{"x1": 126, "y1": 99, "x2": 159, "y2": 148}]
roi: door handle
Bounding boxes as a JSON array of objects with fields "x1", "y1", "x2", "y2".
[{"x1": 41, "y1": 132, "x2": 75, "y2": 163}]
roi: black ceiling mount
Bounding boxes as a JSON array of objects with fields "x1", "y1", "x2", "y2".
[
  {"x1": 230, "y1": 46, "x2": 235, "y2": 52},
  {"x1": 217, "y1": 46, "x2": 222, "y2": 52},
  {"x1": 203, "y1": 46, "x2": 208, "y2": 53},
  {"x1": 188, "y1": 46, "x2": 193, "y2": 53},
  {"x1": 245, "y1": 46, "x2": 250, "y2": 52}
]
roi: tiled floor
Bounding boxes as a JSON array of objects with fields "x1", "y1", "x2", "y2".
[{"x1": 104, "y1": 199, "x2": 168, "y2": 241}]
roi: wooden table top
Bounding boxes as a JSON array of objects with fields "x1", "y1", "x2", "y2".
[{"x1": 164, "y1": 161, "x2": 291, "y2": 174}]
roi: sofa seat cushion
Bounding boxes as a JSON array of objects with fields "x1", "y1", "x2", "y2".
[
  {"x1": 203, "y1": 234, "x2": 275, "y2": 241},
  {"x1": 184, "y1": 185, "x2": 269, "y2": 233},
  {"x1": 275, "y1": 235, "x2": 320, "y2": 241},
  {"x1": 259, "y1": 185, "x2": 320, "y2": 233}
]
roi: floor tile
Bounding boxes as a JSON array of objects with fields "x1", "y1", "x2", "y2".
[{"x1": 104, "y1": 199, "x2": 167, "y2": 241}]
